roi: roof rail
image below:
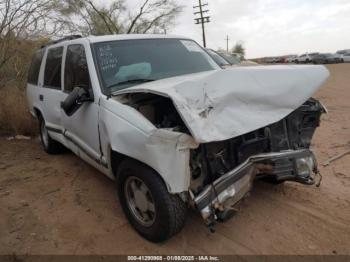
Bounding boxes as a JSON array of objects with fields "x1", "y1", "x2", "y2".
[{"x1": 41, "y1": 35, "x2": 82, "y2": 48}]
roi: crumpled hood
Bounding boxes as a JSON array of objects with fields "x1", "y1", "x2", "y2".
[{"x1": 114, "y1": 65, "x2": 329, "y2": 143}]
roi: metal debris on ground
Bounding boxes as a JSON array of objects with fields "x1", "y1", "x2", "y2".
[{"x1": 323, "y1": 149, "x2": 350, "y2": 166}]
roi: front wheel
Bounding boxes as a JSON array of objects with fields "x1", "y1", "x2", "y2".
[{"x1": 117, "y1": 159, "x2": 187, "y2": 242}]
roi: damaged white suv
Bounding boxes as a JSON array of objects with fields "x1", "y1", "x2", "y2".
[{"x1": 27, "y1": 34, "x2": 329, "y2": 242}]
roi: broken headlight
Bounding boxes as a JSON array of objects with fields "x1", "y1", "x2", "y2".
[{"x1": 295, "y1": 156, "x2": 315, "y2": 179}]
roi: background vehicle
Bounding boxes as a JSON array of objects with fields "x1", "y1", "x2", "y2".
[
  {"x1": 342, "y1": 53, "x2": 350, "y2": 63},
  {"x1": 286, "y1": 55, "x2": 298, "y2": 63},
  {"x1": 217, "y1": 51, "x2": 241, "y2": 65},
  {"x1": 205, "y1": 48, "x2": 232, "y2": 68},
  {"x1": 206, "y1": 48, "x2": 257, "y2": 67},
  {"x1": 27, "y1": 34, "x2": 328, "y2": 243},
  {"x1": 264, "y1": 57, "x2": 278, "y2": 64},
  {"x1": 313, "y1": 53, "x2": 342, "y2": 64},
  {"x1": 296, "y1": 53, "x2": 319, "y2": 63},
  {"x1": 335, "y1": 49, "x2": 350, "y2": 62}
]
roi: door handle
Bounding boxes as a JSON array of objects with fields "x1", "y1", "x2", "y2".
[{"x1": 39, "y1": 94, "x2": 44, "y2": 101}]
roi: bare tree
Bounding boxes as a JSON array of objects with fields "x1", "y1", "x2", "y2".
[
  {"x1": 0, "y1": 0, "x2": 64, "y2": 74},
  {"x1": 59, "y1": 0, "x2": 183, "y2": 36}
]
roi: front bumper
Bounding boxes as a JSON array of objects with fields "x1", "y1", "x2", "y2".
[{"x1": 194, "y1": 149, "x2": 318, "y2": 220}]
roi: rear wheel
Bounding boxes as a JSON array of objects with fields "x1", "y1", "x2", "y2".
[
  {"x1": 117, "y1": 159, "x2": 187, "y2": 242},
  {"x1": 38, "y1": 116, "x2": 63, "y2": 154}
]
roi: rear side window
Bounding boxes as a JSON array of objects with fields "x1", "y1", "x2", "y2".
[
  {"x1": 44, "y1": 47, "x2": 63, "y2": 89},
  {"x1": 64, "y1": 45, "x2": 90, "y2": 92},
  {"x1": 28, "y1": 49, "x2": 44, "y2": 85}
]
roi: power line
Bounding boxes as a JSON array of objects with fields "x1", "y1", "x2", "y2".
[{"x1": 193, "y1": 0, "x2": 210, "y2": 47}]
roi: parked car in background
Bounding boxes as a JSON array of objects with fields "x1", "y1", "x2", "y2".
[
  {"x1": 313, "y1": 53, "x2": 342, "y2": 64},
  {"x1": 335, "y1": 49, "x2": 350, "y2": 62},
  {"x1": 343, "y1": 53, "x2": 350, "y2": 63},
  {"x1": 217, "y1": 51, "x2": 241, "y2": 65},
  {"x1": 205, "y1": 48, "x2": 232, "y2": 68},
  {"x1": 296, "y1": 53, "x2": 319, "y2": 64},
  {"x1": 264, "y1": 57, "x2": 278, "y2": 64},
  {"x1": 286, "y1": 55, "x2": 298, "y2": 63},
  {"x1": 231, "y1": 52, "x2": 242, "y2": 60}
]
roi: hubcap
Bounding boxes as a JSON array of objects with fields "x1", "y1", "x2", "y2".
[
  {"x1": 125, "y1": 176, "x2": 156, "y2": 227},
  {"x1": 40, "y1": 121, "x2": 49, "y2": 148}
]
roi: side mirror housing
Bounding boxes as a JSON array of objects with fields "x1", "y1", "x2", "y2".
[{"x1": 61, "y1": 87, "x2": 93, "y2": 116}]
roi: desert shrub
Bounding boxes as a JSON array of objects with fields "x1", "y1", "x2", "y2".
[
  {"x1": 0, "y1": 39, "x2": 44, "y2": 136},
  {"x1": 0, "y1": 84, "x2": 37, "y2": 136}
]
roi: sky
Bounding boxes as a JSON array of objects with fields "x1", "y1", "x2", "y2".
[{"x1": 123, "y1": 0, "x2": 350, "y2": 58}]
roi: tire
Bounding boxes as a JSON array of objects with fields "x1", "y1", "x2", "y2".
[
  {"x1": 38, "y1": 116, "x2": 64, "y2": 154},
  {"x1": 117, "y1": 159, "x2": 187, "y2": 242}
]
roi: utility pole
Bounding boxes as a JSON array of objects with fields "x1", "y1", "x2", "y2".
[
  {"x1": 225, "y1": 35, "x2": 230, "y2": 53},
  {"x1": 193, "y1": 0, "x2": 210, "y2": 47}
]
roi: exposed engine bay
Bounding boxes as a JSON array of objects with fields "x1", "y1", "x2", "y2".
[{"x1": 120, "y1": 92, "x2": 324, "y2": 190}]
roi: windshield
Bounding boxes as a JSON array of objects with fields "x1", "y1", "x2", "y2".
[{"x1": 92, "y1": 38, "x2": 219, "y2": 93}]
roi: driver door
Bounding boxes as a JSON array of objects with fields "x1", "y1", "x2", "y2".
[{"x1": 61, "y1": 44, "x2": 101, "y2": 164}]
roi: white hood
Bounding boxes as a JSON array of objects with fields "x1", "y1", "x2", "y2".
[{"x1": 114, "y1": 65, "x2": 329, "y2": 143}]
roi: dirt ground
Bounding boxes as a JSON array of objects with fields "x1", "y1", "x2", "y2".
[{"x1": 0, "y1": 64, "x2": 349, "y2": 255}]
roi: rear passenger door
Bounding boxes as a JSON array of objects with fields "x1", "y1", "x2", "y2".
[{"x1": 39, "y1": 46, "x2": 66, "y2": 141}]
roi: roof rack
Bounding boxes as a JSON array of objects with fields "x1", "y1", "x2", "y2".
[{"x1": 41, "y1": 35, "x2": 82, "y2": 48}]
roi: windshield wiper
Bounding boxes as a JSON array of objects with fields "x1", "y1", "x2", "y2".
[{"x1": 107, "y1": 79, "x2": 155, "y2": 89}]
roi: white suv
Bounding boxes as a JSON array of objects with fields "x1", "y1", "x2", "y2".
[
  {"x1": 296, "y1": 53, "x2": 319, "y2": 63},
  {"x1": 27, "y1": 34, "x2": 329, "y2": 242}
]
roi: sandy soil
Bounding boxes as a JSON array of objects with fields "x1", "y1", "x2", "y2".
[{"x1": 0, "y1": 64, "x2": 349, "y2": 255}]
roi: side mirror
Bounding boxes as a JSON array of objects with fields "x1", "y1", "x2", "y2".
[{"x1": 61, "y1": 87, "x2": 93, "y2": 116}]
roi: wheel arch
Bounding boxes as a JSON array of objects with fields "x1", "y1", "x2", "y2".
[
  {"x1": 33, "y1": 107, "x2": 43, "y2": 119},
  {"x1": 109, "y1": 149, "x2": 172, "y2": 192}
]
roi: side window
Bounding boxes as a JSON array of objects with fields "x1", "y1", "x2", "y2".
[
  {"x1": 28, "y1": 49, "x2": 44, "y2": 85},
  {"x1": 64, "y1": 44, "x2": 90, "y2": 93},
  {"x1": 44, "y1": 47, "x2": 63, "y2": 89}
]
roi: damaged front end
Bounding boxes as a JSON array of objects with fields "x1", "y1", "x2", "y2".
[
  {"x1": 189, "y1": 98, "x2": 325, "y2": 226},
  {"x1": 115, "y1": 90, "x2": 326, "y2": 228}
]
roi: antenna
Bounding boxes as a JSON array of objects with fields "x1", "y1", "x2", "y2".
[{"x1": 193, "y1": 0, "x2": 210, "y2": 47}]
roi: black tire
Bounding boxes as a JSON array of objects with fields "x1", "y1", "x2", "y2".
[
  {"x1": 38, "y1": 115, "x2": 64, "y2": 154},
  {"x1": 117, "y1": 159, "x2": 187, "y2": 242}
]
